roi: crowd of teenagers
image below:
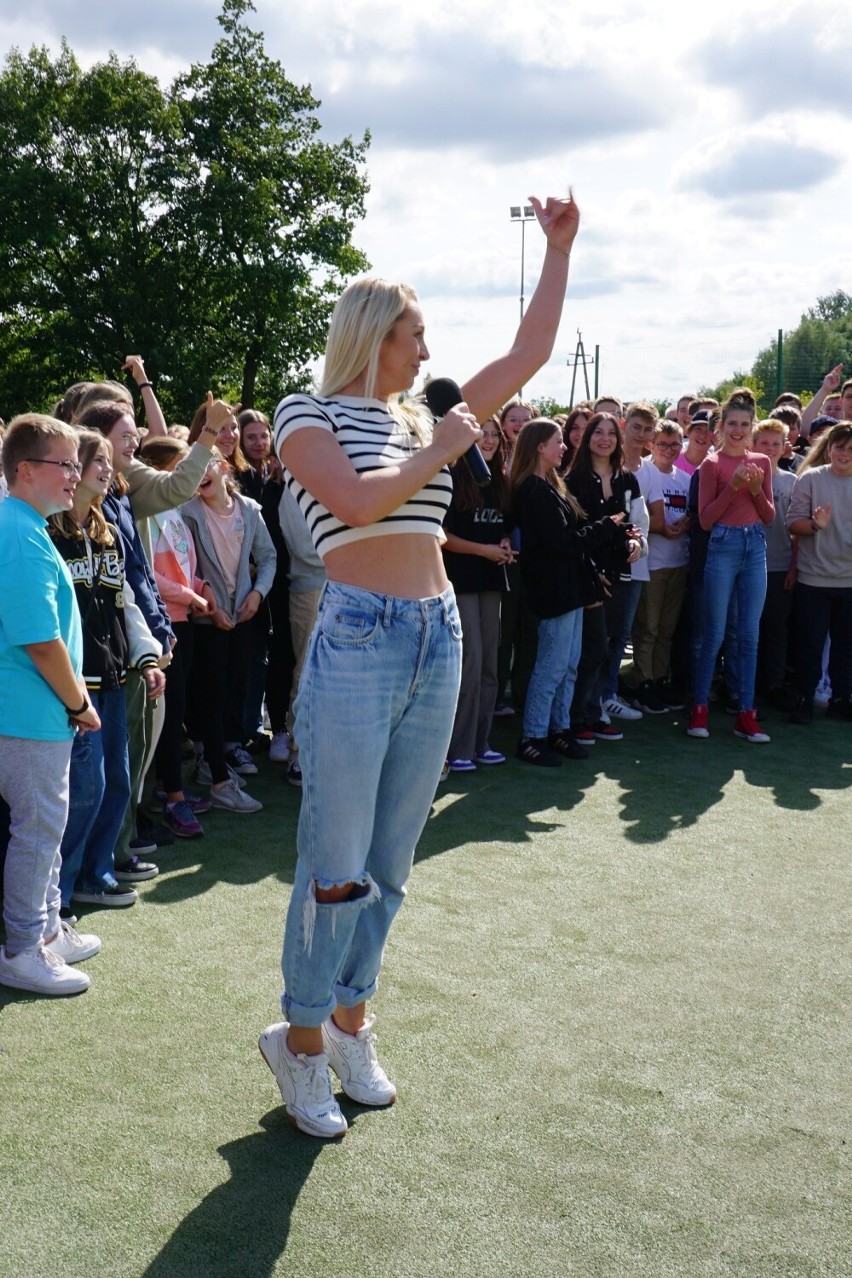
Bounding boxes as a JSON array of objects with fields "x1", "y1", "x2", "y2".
[{"x1": 0, "y1": 192, "x2": 850, "y2": 1139}]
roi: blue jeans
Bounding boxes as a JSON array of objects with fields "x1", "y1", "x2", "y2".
[
  {"x1": 602, "y1": 578, "x2": 642, "y2": 700},
  {"x1": 59, "y1": 687, "x2": 132, "y2": 902},
  {"x1": 281, "y1": 582, "x2": 462, "y2": 1028},
  {"x1": 523, "y1": 608, "x2": 584, "y2": 738},
  {"x1": 694, "y1": 525, "x2": 767, "y2": 709}
]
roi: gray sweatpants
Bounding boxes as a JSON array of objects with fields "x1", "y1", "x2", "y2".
[{"x1": 0, "y1": 736, "x2": 72, "y2": 953}]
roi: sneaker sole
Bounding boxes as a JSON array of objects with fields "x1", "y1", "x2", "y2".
[
  {"x1": 258, "y1": 1033, "x2": 347, "y2": 1140},
  {"x1": 686, "y1": 728, "x2": 709, "y2": 738},
  {"x1": 0, "y1": 970, "x2": 90, "y2": 996},
  {"x1": 733, "y1": 731, "x2": 770, "y2": 743},
  {"x1": 114, "y1": 869, "x2": 160, "y2": 881}
]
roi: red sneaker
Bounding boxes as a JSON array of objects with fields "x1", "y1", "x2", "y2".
[
  {"x1": 734, "y1": 709, "x2": 770, "y2": 743},
  {"x1": 687, "y1": 704, "x2": 709, "y2": 738}
]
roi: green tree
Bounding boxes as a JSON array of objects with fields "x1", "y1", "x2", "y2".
[
  {"x1": 0, "y1": 0, "x2": 370, "y2": 420},
  {"x1": 750, "y1": 293, "x2": 852, "y2": 406}
]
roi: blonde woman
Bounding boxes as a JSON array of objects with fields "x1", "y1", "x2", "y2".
[{"x1": 259, "y1": 190, "x2": 581, "y2": 1139}]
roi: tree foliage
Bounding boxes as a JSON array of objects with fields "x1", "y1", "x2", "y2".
[
  {"x1": 747, "y1": 292, "x2": 852, "y2": 411},
  {"x1": 0, "y1": 0, "x2": 370, "y2": 420}
]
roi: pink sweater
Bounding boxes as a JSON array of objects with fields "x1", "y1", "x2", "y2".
[{"x1": 698, "y1": 451, "x2": 774, "y2": 530}]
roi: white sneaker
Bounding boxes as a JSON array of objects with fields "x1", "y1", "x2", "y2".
[
  {"x1": 603, "y1": 695, "x2": 643, "y2": 721},
  {"x1": 194, "y1": 758, "x2": 247, "y2": 789},
  {"x1": 269, "y1": 730, "x2": 290, "y2": 764},
  {"x1": 209, "y1": 778, "x2": 263, "y2": 813},
  {"x1": 322, "y1": 1014, "x2": 397, "y2": 1107},
  {"x1": 44, "y1": 921, "x2": 101, "y2": 965},
  {"x1": 0, "y1": 944, "x2": 90, "y2": 995},
  {"x1": 258, "y1": 1022, "x2": 348, "y2": 1139}
]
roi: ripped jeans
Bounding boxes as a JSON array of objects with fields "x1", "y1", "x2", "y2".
[{"x1": 281, "y1": 581, "x2": 463, "y2": 1027}]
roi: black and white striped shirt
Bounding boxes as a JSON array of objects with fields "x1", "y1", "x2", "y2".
[{"x1": 273, "y1": 393, "x2": 453, "y2": 560}]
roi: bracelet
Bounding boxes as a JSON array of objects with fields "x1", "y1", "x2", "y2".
[
  {"x1": 138, "y1": 381, "x2": 153, "y2": 390},
  {"x1": 65, "y1": 696, "x2": 89, "y2": 717}
]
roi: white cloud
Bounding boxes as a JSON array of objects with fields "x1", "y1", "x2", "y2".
[{"x1": 674, "y1": 123, "x2": 842, "y2": 200}]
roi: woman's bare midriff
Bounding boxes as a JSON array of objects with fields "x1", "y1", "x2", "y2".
[{"x1": 324, "y1": 534, "x2": 450, "y2": 599}]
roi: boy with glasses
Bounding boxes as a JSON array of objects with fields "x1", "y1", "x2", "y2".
[{"x1": 0, "y1": 415, "x2": 102, "y2": 995}]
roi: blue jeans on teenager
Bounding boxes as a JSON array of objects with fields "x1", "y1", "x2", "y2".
[
  {"x1": 694, "y1": 524, "x2": 766, "y2": 710},
  {"x1": 523, "y1": 608, "x2": 584, "y2": 738},
  {"x1": 59, "y1": 687, "x2": 131, "y2": 903},
  {"x1": 281, "y1": 581, "x2": 462, "y2": 1028}
]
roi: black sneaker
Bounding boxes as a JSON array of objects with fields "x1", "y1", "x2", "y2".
[
  {"x1": 59, "y1": 906, "x2": 78, "y2": 926},
  {"x1": 789, "y1": 696, "x2": 813, "y2": 725},
  {"x1": 548, "y1": 732, "x2": 589, "y2": 760},
  {"x1": 655, "y1": 680, "x2": 686, "y2": 711},
  {"x1": 517, "y1": 736, "x2": 562, "y2": 767},
  {"x1": 71, "y1": 884, "x2": 139, "y2": 908},
  {"x1": 825, "y1": 696, "x2": 852, "y2": 722},
  {"x1": 286, "y1": 760, "x2": 302, "y2": 787},
  {"x1": 633, "y1": 681, "x2": 668, "y2": 714},
  {"x1": 114, "y1": 856, "x2": 159, "y2": 882}
]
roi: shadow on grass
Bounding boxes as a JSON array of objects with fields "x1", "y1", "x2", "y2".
[
  {"x1": 141, "y1": 1106, "x2": 360, "y2": 1278},
  {"x1": 613, "y1": 712, "x2": 852, "y2": 843}
]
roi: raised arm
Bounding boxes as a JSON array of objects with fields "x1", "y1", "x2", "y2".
[
  {"x1": 461, "y1": 191, "x2": 580, "y2": 422},
  {"x1": 123, "y1": 355, "x2": 168, "y2": 439},
  {"x1": 801, "y1": 364, "x2": 842, "y2": 437}
]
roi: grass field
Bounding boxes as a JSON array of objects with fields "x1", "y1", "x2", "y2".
[{"x1": 1, "y1": 706, "x2": 849, "y2": 1278}]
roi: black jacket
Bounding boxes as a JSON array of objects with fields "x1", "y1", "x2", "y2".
[
  {"x1": 512, "y1": 475, "x2": 629, "y2": 619},
  {"x1": 49, "y1": 524, "x2": 129, "y2": 691}
]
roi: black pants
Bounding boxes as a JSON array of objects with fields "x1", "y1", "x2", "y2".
[
  {"x1": 191, "y1": 623, "x2": 254, "y2": 783},
  {"x1": 794, "y1": 582, "x2": 852, "y2": 701}
]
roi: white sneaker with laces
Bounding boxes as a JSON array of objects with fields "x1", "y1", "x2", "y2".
[
  {"x1": 209, "y1": 778, "x2": 263, "y2": 813},
  {"x1": 0, "y1": 944, "x2": 91, "y2": 995},
  {"x1": 322, "y1": 1014, "x2": 397, "y2": 1107},
  {"x1": 603, "y1": 695, "x2": 643, "y2": 721},
  {"x1": 44, "y1": 921, "x2": 101, "y2": 965},
  {"x1": 194, "y1": 758, "x2": 247, "y2": 789},
  {"x1": 258, "y1": 1022, "x2": 348, "y2": 1138},
  {"x1": 269, "y1": 730, "x2": 290, "y2": 764}
]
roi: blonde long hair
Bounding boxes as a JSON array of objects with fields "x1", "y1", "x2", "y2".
[{"x1": 321, "y1": 277, "x2": 431, "y2": 445}]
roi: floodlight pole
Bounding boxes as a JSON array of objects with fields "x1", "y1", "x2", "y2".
[{"x1": 510, "y1": 204, "x2": 536, "y2": 395}]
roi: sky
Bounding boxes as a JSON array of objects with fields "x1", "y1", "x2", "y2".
[{"x1": 3, "y1": 0, "x2": 851, "y2": 407}]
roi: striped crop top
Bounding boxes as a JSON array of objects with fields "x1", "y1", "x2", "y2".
[{"x1": 273, "y1": 393, "x2": 453, "y2": 560}]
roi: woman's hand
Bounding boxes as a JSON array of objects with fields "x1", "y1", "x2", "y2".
[
  {"x1": 210, "y1": 606, "x2": 235, "y2": 630},
  {"x1": 237, "y1": 590, "x2": 262, "y2": 623},
  {"x1": 480, "y1": 543, "x2": 513, "y2": 564},
  {"x1": 813, "y1": 503, "x2": 832, "y2": 530},
  {"x1": 608, "y1": 512, "x2": 627, "y2": 525},
  {"x1": 530, "y1": 190, "x2": 580, "y2": 258},
  {"x1": 626, "y1": 538, "x2": 642, "y2": 564},
  {"x1": 188, "y1": 591, "x2": 212, "y2": 615},
  {"x1": 745, "y1": 463, "x2": 764, "y2": 495},
  {"x1": 432, "y1": 402, "x2": 483, "y2": 465},
  {"x1": 122, "y1": 355, "x2": 148, "y2": 385},
  {"x1": 203, "y1": 392, "x2": 242, "y2": 437},
  {"x1": 730, "y1": 463, "x2": 749, "y2": 491}
]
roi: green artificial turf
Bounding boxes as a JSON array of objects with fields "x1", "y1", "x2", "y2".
[{"x1": 1, "y1": 707, "x2": 849, "y2": 1278}]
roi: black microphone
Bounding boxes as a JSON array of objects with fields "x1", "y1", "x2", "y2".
[{"x1": 425, "y1": 377, "x2": 491, "y2": 488}]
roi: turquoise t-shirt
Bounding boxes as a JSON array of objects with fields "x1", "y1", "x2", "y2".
[{"x1": 0, "y1": 496, "x2": 83, "y2": 740}]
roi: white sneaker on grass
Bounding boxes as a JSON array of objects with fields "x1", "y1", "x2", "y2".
[
  {"x1": 44, "y1": 921, "x2": 101, "y2": 965},
  {"x1": 209, "y1": 778, "x2": 263, "y2": 813},
  {"x1": 602, "y1": 695, "x2": 643, "y2": 721},
  {"x1": 322, "y1": 1014, "x2": 397, "y2": 1107},
  {"x1": 258, "y1": 1022, "x2": 348, "y2": 1139},
  {"x1": 0, "y1": 944, "x2": 90, "y2": 995}
]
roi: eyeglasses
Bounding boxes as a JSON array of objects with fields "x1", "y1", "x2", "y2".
[
  {"x1": 23, "y1": 458, "x2": 82, "y2": 477},
  {"x1": 116, "y1": 432, "x2": 140, "y2": 445},
  {"x1": 655, "y1": 441, "x2": 682, "y2": 451}
]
